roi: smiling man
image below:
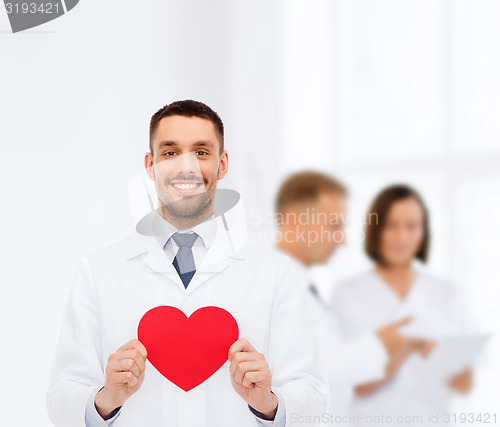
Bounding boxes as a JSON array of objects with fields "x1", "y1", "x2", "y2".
[
  {"x1": 149, "y1": 111, "x2": 224, "y2": 229},
  {"x1": 46, "y1": 100, "x2": 329, "y2": 427}
]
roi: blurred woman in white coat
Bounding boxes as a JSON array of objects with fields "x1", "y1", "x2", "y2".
[{"x1": 332, "y1": 185, "x2": 473, "y2": 426}]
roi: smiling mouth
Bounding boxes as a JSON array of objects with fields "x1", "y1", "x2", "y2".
[{"x1": 170, "y1": 181, "x2": 204, "y2": 193}]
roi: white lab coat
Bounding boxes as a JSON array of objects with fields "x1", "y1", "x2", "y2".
[
  {"x1": 332, "y1": 267, "x2": 469, "y2": 427},
  {"x1": 281, "y1": 255, "x2": 388, "y2": 426},
  {"x1": 46, "y1": 214, "x2": 329, "y2": 427}
]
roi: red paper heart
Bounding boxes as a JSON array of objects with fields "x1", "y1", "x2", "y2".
[{"x1": 137, "y1": 306, "x2": 239, "y2": 391}]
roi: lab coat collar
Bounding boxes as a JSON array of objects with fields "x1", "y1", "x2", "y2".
[
  {"x1": 125, "y1": 209, "x2": 246, "y2": 295},
  {"x1": 273, "y1": 247, "x2": 334, "y2": 309},
  {"x1": 149, "y1": 208, "x2": 218, "y2": 251},
  {"x1": 275, "y1": 247, "x2": 313, "y2": 290}
]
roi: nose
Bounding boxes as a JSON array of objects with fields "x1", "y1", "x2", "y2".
[{"x1": 175, "y1": 151, "x2": 200, "y2": 175}]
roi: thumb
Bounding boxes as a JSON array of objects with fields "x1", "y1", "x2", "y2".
[{"x1": 393, "y1": 316, "x2": 413, "y2": 329}]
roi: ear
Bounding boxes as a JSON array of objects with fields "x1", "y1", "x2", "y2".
[
  {"x1": 144, "y1": 152, "x2": 155, "y2": 181},
  {"x1": 217, "y1": 150, "x2": 229, "y2": 180}
]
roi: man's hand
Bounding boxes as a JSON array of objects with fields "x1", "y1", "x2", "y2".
[
  {"x1": 95, "y1": 339, "x2": 148, "y2": 419},
  {"x1": 228, "y1": 338, "x2": 278, "y2": 420},
  {"x1": 448, "y1": 367, "x2": 473, "y2": 394}
]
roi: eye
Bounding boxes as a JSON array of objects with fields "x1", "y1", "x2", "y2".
[
  {"x1": 195, "y1": 151, "x2": 209, "y2": 156},
  {"x1": 162, "y1": 151, "x2": 176, "y2": 156}
]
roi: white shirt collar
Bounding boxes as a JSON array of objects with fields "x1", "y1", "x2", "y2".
[
  {"x1": 151, "y1": 209, "x2": 218, "y2": 250},
  {"x1": 275, "y1": 246, "x2": 313, "y2": 290}
]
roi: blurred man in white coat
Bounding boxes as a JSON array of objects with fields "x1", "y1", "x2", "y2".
[
  {"x1": 274, "y1": 171, "x2": 423, "y2": 425},
  {"x1": 46, "y1": 100, "x2": 329, "y2": 427}
]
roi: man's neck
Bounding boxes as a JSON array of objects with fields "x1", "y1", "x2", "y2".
[
  {"x1": 158, "y1": 205, "x2": 214, "y2": 231},
  {"x1": 277, "y1": 239, "x2": 311, "y2": 267}
]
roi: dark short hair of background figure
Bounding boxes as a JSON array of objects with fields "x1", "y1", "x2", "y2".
[{"x1": 275, "y1": 170, "x2": 347, "y2": 215}]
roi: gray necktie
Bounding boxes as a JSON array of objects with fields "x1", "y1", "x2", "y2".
[
  {"x1": 171, "y1": 232, "x2": 198, "y2": 288},
  {"x1": 309, "y1": 283, "x2": 320, "y2": 298},
  {"x1": 309, "y1": 282, "x2": 330, "y2": 310}
]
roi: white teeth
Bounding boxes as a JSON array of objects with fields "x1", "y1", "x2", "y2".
[{"x1": 173, "y1": 183, "x2": 198, "y2": 190}]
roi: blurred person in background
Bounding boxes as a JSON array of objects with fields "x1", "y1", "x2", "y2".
[
  {"x1": 332, "y1": 184, "x2": 473, "y2": 426},
  {"x1": 274, "y1": 171, "x2": 420, "y2": 425}
]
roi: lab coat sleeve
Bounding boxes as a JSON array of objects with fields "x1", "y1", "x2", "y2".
[
  {"x1": 265, "y1": 256, "x2": 330, "y2": 426},
  {"x1": 249, "y1": 389, "x2": 286, "y2": 426},
  {"x1": 325, "y1": 333, "x2": 388, "y2": 388},
  {"x1": 85, "y1": 386, "x2": 122, "y2": 426},
  {"x1": 46, "y1": 257, "x2": 108, "y2": 427}
]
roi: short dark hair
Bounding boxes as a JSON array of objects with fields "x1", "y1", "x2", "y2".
[
  {"x1": 365, "y1": 184, "x2": 430, "y2": 264},
  {"x1": 275, "y1": 170, "x2": 347, "y2": 214},
  {"x1": 149, "y1": 100, "x2": 224, "y2": 155}
]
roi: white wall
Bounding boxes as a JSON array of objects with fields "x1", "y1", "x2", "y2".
[
  {"x1": 0, "y1": 1, "x2": 284, "y2": 424},
  {"x1": 281, "y1": 0, "x2": 500, "y2": 415}
]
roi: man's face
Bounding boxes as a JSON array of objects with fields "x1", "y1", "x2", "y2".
[
  {"x1": 304, "y1": 192, "x2": 346, "y2": 264},
  {"x1": 145, "y1": 115, "x2": 228, "y2": 220},
  {"x1": 282, "y1": 191, "x2": 346, "y2": 265}
]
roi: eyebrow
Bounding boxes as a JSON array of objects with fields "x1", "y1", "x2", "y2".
[{"x1": 157, "y1": 140, "x2": 215, "y2": 149}]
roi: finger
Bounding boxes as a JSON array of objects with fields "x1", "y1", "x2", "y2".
[
  {"x1": 454, "y1": 369, "x2": 471, "y2": 380},
  {"x1": 115, "y1": 349, "x2": 146, "y2": 371},
  {"x1": 425, "y1": 340, "x2": 437, "y2": 351},
  {"x1": 110, "y1": 358, "x2": 141, "y2": 377},
  {"x1": 118, "y1": 339, "x2": 148, "y2": 359},
  {"x1": 411, "y1": 339, "x2": 433, "y2": 349},
  {"x1": 393, "y1": 316, "x2": 413, "y2": 329},
  {"x1": 229, "y1": 352, "x2": 259, "y2": 375},
  {"x1": 113, "y1": 371, "x2": 138, "y2": 386},
  {"x1": 228, "y1": 338, "x2": 256, "y2": 359},
  {"x1": 234, "y1": 361, "x2": 266, "y2": 384},
  {"x1": 242, "y1": 370, "x2": 267, "y2": 388}
]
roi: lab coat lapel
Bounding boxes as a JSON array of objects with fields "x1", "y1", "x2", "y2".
[
  {"x1": 126, "y1": 231, "x2": 185, "y2": 290},
  {"x1": 126, "y1": 216, "x2": 243, "y2": 295},
  {"x1": 182, "y1": 216, "x2": 236, "y2": 296}
]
